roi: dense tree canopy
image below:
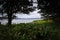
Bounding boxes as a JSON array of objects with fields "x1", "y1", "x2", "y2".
[{"x1": 37, "y1": 0, "x2": 60, "y2": 22}]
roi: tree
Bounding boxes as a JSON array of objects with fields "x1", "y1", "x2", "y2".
[
  {"x1": 37, "y1": 0, "x2": 60, "y2": 22},
  {"x1": 0, "y1": 0, "x2": 33, "y2": 25}
]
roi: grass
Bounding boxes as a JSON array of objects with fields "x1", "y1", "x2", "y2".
[{"x1": 0, "y1": 20, "x2": 60, "y2": 40}]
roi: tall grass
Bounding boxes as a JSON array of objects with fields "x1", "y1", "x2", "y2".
[{"x1": 0, "y1": 20, "x2": 60, "y2": 40}]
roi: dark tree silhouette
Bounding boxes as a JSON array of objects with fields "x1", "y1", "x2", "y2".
[
  {"x1": 0, "y1": 0, "x2": 33, "y2": 25},
  {"x1": 37, "y1": 0, "x2": 60, "y2": 22}
]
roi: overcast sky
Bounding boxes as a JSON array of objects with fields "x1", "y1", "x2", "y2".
[
  {"x1": 15, "y1": 9, "x2": 41, "y2": 18},
  {"x1": 29, "y1": 0, "x2": 37, "y2": 2},
  {"x1": 33, "y1": 0, "x2": 37, "y2": 2}
]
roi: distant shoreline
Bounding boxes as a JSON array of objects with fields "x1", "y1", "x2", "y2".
[{"x1": 0, "y1": 18, "x2": 41, "y2": 20}]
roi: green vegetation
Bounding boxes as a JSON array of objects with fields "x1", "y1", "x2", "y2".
[{"x1": 0, "y1": 20, "x2": 60, "y2": 40}]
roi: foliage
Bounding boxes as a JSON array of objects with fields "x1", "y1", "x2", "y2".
[
  {"x1": 37, "y1": 0, "x2": 60, "y2": 22},
  {"x1": 0, "y1": 20, "x2": 60, "y2": 40}
]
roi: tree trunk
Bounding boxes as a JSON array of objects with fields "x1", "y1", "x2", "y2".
[{"x1": 8, "y1": 13, "x2": 12, "y2": 26}]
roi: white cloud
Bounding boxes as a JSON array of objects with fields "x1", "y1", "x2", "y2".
[{"x1": 15, "y1": 9, "x2": 41, "y2": 18}]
